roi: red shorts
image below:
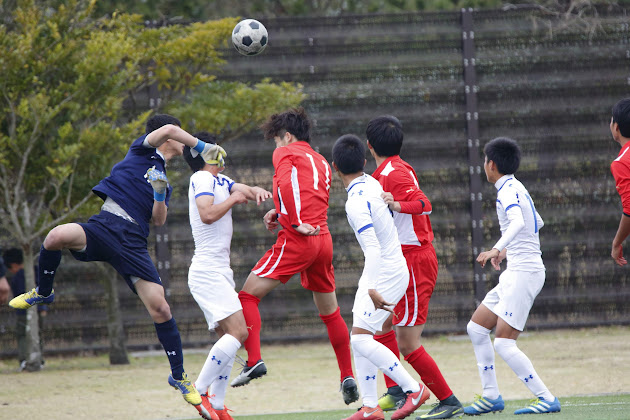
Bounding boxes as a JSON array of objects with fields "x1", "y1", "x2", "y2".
[
  {"x1": 392, "y1": 243, "x2": 438, "y2": 326},
  {"x1": 251, "y1": 229, "x2": 335, "y2": 293}
]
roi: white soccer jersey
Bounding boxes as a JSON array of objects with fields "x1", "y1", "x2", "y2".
[
  {"x1": 345, "y1": 174, "x2": 408, "y2": 289},
  {"x1": 188, "y1": 171, "x2": 235, "y2": 269},
  {"x1": 493, "y1": 174, "x2": 545, "y2": 271}
]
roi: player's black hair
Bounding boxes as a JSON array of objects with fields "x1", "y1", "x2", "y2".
[
  {"x1": 183, "y1": 132, "x2": 218, "y2": 173},
  {"x1": 260, "y1": 107, "x2": 312, "y2": 143},
  {"x1": 332, "y1": 134, "x2": 366, "y2": 175},
  {"x1": 145, "y1": 114, "x2": 181, "y2": 134},
  {"x1": 3, "y1": 248, "x2": 23, "y2": 266},
  {"x1": 612, "y1": 98, "x2": 630, "y2": 138},
  {"x1": 365, "y1": 115, "x2": 403, "y2": 157},
  {"x1": 484, "y1": 137, "x2": 521, "y2": 175}
]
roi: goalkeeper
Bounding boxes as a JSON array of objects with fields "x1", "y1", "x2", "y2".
[{"x1": 9, "y1": 114, "x2": 225, "y2": 417}]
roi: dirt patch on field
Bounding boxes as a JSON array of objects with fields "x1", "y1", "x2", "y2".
[{"x1": 0, "y1": 327, "x2": 628, "y2": 419}]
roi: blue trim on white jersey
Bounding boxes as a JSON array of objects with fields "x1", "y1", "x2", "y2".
[
  {"x1": 367, "y1": 201, "x2": 372, "y2": 215},
  {"x1": 497, "y1": 177, "x2": 513, "y2": 192},
  {"x1": 195, "y1": 192, "x2": 214, "y2": 198},
  {"x1": 358, "y1": 223, "x2": 373, "y2": 234},
  {"x1": 505, "y1": 203, "x2": 519, "y2": 212},
  {"x1": 525, "y1": 194, "x2": 538, "y2": 233},
  {"x1": 347, "y1": 181, "x2": 365, "y2": 193}
]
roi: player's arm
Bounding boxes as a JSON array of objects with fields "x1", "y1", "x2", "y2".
[
  {"x1": 0, "y1": 276, "x2": 9, "y2": 304},
  {"x1": 144, "y1": 124, "x2": 226, "y2": 165},
  {"x1": 231, "y1": 183, "x2": 272, "y2": 205},
  {"x1": 195, "y1": 192, "x2": 247, "y2": 224},
  {"x1": 273, "y1": 149, "x2": 319, "y2": 235},
  {"x1": 381, "y1": 171, "x2": 432, "y2": 215},
  {"x1": 611, "y1": 161, "x2": 630, "y2": 266},
  {"x1": 477, "y1": 203, "x2": 525, "y2": 268},
  {"x1": 145, "y1": 166, "x2": 169, "y2": 226}
]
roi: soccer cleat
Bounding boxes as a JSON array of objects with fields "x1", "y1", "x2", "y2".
[
  {"x1": 391, "y1": 384, "x2": 430, "y2": 420},
  {"x1": 230, "y1": 358, "x2": 267, "y2": 387},
  {"x1": 378, "y1": 385, "x2": 406, "y2": 411},
  {"x1": 418, "y1": 398, "x2": 464, "y2": 419},
  {"x1": 213, "y1": 406, "x2": 235, "y2": 420},
  {"x1": 9, "y1": 288, "x2": 54, "y2": 309},
  {"x1": 197, "y1": 393, "x2": 219, "y2": 420},
  {"x1": 342, "y1": 405, "x2": 385, "y2": 420},
  {"x1": 514, "y1": 397, "x2": 561, "y2": 415},
  {"x1": 340, "y1": 376, "x2": 360, "y2": 405},
  {"x1": 168, "y1": 373, "x2": 202, "y2": 406},
  {"x1": 463, "y1": 394, "x2": 505, "y2": 415}
]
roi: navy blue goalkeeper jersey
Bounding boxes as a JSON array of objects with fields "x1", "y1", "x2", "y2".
[{"x1": 92, "y1": 135, "x2": 172, "y2": 238}]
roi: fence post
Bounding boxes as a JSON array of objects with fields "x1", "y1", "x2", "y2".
[{"x1": 461, "y1": 8, "x2": 486, "y2": 305}]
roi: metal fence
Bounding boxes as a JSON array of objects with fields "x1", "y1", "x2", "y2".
[{"x1": 1, "y1": 7, "x2": 629, "y2": 356}]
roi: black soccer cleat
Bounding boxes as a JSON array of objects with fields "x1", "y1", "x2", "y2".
[
  {"x1": 230, "y1": 359, "x2": 267, "y2": 387},
  {"x1": 341, "y1": 376, "x2": 360, "y2": 405}
]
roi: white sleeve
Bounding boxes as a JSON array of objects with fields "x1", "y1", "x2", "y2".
[
  {"x1": 347, "y1": 199, "x2": 381, "y2": 289},
  {"x1": 536, "y1": 210, "x2": 544, "y2": 230},
  {"x1": 493, "y1": 205, "x2": 525, "y2": 251},
  {"x1": 191, "y1": 172, "x2": 216, "y2": 198}
]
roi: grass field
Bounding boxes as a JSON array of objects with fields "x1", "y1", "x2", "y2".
[
  {"x1": 235, "y1": 394, "x2": 630, "y2": 419},
  {"x1": 0, "y1": 326, "x2": 628, "y2": 420}
]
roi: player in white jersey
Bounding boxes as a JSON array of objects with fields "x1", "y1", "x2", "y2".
[
  {"x1": 332, "y1": 134, "x2": 429, "y2": 420},
  {"x1": 464, "y1": 137, "x2": 561, "y2": 416},
  {"x1": 183, "y1": 133, "x2": 272, "y2": 420}
]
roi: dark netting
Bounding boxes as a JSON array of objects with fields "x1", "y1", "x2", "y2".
[{"x1": 1, "y1": 8, "x2": 628, "y2": 355}]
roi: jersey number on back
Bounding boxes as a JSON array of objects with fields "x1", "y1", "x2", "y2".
[{"x1": 305, "y1": 153, "x2": 331, "y2": 191}]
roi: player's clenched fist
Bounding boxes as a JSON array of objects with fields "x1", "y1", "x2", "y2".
[{"x1": 145, "y1": 166, "x2": 168, "y2": 201}]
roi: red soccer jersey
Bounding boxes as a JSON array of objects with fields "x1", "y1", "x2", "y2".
[
  {"x1": 372, "y1": 155, "x2": 433, "y2": 247},
  {"x1": 272, "y1": 141, "x2": 331, "y2": 235},
  {"x1": 611, "y1": 141, "x2": 630, "y2": 216}
]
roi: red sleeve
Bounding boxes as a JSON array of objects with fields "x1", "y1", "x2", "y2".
[
  {"x1": 383, "y1": 169, "x2": 432, "y2": 215},
  {"x1": 273, "y1": 147, "x2": 302, "y2": 228},
  {"x1": 612, "y1": 160, "x2": 630, "y2": 215}
]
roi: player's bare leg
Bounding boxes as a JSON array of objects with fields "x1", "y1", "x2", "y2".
[
  {"x1": 232, "y1": 273, "x2": 280, "y2": 387},
  {"x1": 313, "y1": 291, "x2": 358, "y2": 404}
]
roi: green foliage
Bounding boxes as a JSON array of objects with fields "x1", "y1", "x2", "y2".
[
  {"x1": 0, "y1": 0, "x2": 303, "y2": 246},
  {"x1": 167, "y1": 79, "x2": 306, "y2": 142}
]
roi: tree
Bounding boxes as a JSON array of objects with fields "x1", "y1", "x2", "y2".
[{"x1": 0, "y1": 0, "x2": 303, "y2": 370}]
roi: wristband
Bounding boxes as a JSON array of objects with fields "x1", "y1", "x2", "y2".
[
  {"x1": 154, "y1": 190, "x2": 166, "y2": 202},
  {"x1": 193, "y1": 138, "x2": 206, "y2": 154}
]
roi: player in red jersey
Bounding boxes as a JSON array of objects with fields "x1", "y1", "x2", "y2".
[
  {"x1": 367, "y1": 116, "x2": 463, "y2": 419},
  {"x1": 610, "y1": 98, "x2": 630, "y2": 266},
  {"x1": 231, "y1": 108, "x2": 358, "y2": 405}
]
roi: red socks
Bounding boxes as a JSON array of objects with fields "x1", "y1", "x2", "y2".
[
  {"x1": 319, "y1": 307, "x2": 354, "y2": 380},
  {"x1": 374, "y1": 330, "x2": 400, "y2": 388},
  {"x1": 238, "y1": 291, "x2": 262, "y2": 366},
  {"x1": 405, "y1": 345, "x2": 453, "y2": 401}
]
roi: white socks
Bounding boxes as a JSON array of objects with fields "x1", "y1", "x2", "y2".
[
  {"x1": 196, "y1": 334, "x2": 241, "y2": 409},
  {"x1": 494, "y1": 337, "x2": 554, "y2": 402},
  {"x1": 351, "y1": 334, "x2": 419, "y2": 407},
  {"x1": 467, "y1": 321, "x2": 500, "y2": 399}
]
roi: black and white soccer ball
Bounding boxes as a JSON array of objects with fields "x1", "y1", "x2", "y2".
[{"x1": 231, "y1": 19, "x2": 268, "y2": 56}]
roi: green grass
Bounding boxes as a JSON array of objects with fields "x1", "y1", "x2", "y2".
[{"x1": 229, "y1": 394, "x2": 630, "y2": 420}]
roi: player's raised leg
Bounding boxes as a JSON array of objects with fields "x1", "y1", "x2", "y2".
[
  {"x1": 135, "y1": 279, "x2": 201, "y2": 407},
  {"x1": 9, "y1": 223, "x2": 86, "y2": 309}
]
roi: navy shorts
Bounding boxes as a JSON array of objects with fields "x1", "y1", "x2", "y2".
[{"x1": 71, "y1": 211, "x2": 162, "y2": 293}]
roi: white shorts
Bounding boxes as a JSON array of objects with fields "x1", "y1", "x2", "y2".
[
  {"x1": 352, "y1": 267, "x2": 409, "y2": 333},
  {"x1": 481, "y1": 269, "x2": 545, "y2": 331},
  {"x1": 188, "y1": 264, "x2": 242, "y2": 330}
]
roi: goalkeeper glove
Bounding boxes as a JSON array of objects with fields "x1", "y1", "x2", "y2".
[
  {"x1": 193, "y1": 138, "x2": 227, "y2": 167},
  {"x1": 144, "y1": 166, "x2": 168, "y2": 202}
]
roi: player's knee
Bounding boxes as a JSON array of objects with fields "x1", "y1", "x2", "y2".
[
  {"x1": 43, "y1": 227, "x2": 68, "y2": 250},
  {"x1": 493, "y1": 337, "x2": 518, "y2": 360},
  {"x1": 149, "y1": 301, "x2": 172, "y2": 323},
  {"x1": 398, "y1": 340, "x2": 417, "y2": 357},
  {"x1": 233, "y1": 326, "x2": 248, "y2": 344}
]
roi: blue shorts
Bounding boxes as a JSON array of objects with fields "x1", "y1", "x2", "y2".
[{"x1": 70, "y1": 211, "x2": 162, "y2": 293}]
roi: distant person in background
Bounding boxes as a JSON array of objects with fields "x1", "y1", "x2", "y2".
[
  {"x1": 609, "y1": 98, "x2": 630, "y2": 266},
  {"x1": 464, "y1": 137, "x2": 560, "y2": 415},
  {"x1": 9, "y1": 114, "x2": 226, "y2": 414},
  {"x1": 183, "y1": 132, "x2": 272, "y2": 420},
  {"x1": 0, "y1": 254, "x2": 8, "y2": 304},
  {"x1": 366, "y1": 116, "x2": 464, "y2": 419},
  {"x1": 4, "y1": 248, "x2": 46, "y2": 371}
]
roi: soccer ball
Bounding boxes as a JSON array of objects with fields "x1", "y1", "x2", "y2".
[{"x1": 231, "y1": 19, "x2": 268, "y2": 56}]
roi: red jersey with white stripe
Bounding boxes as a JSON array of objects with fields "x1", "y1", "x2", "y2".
[
  {"x1": 611, "y1": 141, "x2": 630, "y2": 216},
  {"x1": 272, "y1": 141, "x2": 331, "y2": 235},
  {"x1": 372, "y1": 155, "x2": 433, "y2": 247}
]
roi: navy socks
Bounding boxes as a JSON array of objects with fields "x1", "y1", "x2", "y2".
[
  {"x1": 154, "y1": 317, "x2": 184, "y2": 380},
  {"x1": 38, "y1": 245, "x2": 61, "y2": 297}
]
